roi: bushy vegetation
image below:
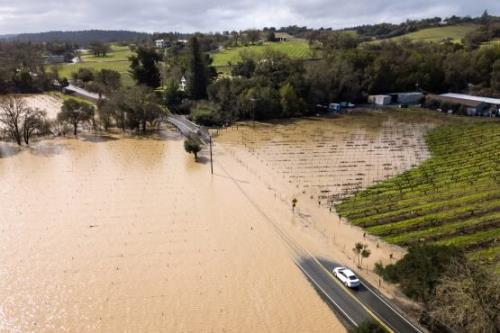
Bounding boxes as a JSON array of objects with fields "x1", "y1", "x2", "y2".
[
  {"x1": 337, "y1": 122, "x2": 500, "y2": 272},
  {"x1": 375, "y1": 245, "x2": 499, "y2": 333}
]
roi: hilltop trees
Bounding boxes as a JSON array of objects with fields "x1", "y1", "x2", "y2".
[{"x1": 58, "y1": 98, "x2": 95, "y2": 135}]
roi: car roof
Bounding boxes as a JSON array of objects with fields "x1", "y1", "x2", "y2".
[{"x1": 340, "y1": 268, "x2": 356, "y2": 277}]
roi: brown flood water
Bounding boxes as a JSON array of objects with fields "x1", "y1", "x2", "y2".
[
  {"x1": 0, "y1": 110, "x2": 446, "y2": 332},
  {"x1": 215, "y1": 111, "x2": 446, "y2": 306},
  {"x1": 0, "y1": 131, "x2": 345, "y2": 332}
]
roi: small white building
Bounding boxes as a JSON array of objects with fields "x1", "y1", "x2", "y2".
[
  {"x1": 179, "y1": 76, "x2": 187, "y2": 92},
  {"x1": 368, "y1": 95, "x2": 391, "y2": 106},
  {"x1": 155, "y1": 39, "x2": 171, "y2": 48}
]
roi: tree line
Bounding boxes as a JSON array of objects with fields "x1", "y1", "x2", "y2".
[
  {"x1": 156, "y1": 32, "x2": 500, "y2": 126},
  {"x1": 0, "y1": 42, "x2": 58, "y2": 93}
]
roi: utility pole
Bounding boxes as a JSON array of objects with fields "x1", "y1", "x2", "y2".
[{"x1": 209, "y1": 135, "x2": 213, "y2": 175}]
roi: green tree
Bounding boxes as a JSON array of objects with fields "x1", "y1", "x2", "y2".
[
  {"x1": 88, "y1": 41, "x2": 111, "y2": 57},
  {"x1": 95, "y1": 69, "x2": 121, "y2": 93},
  {"x1": 246, "y1": 30, "x2": 261, "y2": 44},
  {"x1": 375, "y1": 245, "x2": 464, "y2": 304},
  {"x1": 187, "y1": 37, "x2": 210, "y2": 100},
  {"x1": 190, "y1": 101, "x2": 222, "y2": 127},
  {"x1": 184, "y1": 135, "x2": 203, "y2": 161},
  {"x1": 279, "y1": 82, "x2": 305, "y2": 117},
  {"x1": 121, "y1": 86, "x2": 163, "y2": 133},
  {"x1": 57, "y1": 98, "x2": 95, "y2": 135},
  {"x1": 129, "y1": 47, "x2": 161, "y2": 88}
]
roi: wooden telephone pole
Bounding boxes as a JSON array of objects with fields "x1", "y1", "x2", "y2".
[{"x1": 209, "y1": 135, "x2": 213, "y2": 174}]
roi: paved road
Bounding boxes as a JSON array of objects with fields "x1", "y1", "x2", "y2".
[
  {"x1": 166, "y1": 115, "x2": 210, "y2": 143},
  {"x1": 299, "y1": 257, "x2": 422, "y2": 333},
  {"x1": 215, "y1": 147, "x2": 423, "y2": 333},
  {"x1": 65, "y1": 84, "x2": 101, "y2": 100}
]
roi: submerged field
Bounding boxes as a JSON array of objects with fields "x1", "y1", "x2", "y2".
[
  {"x1": 336, "y1": 122, "x2": 500, "y2": 272},
  {"x1": 0, "y1": 131, "x2": 345, "y2": 332}
]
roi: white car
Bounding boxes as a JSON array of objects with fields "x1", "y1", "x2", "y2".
[{"x1": 333, "y1": 267, "x2": 360, "y2": 288}]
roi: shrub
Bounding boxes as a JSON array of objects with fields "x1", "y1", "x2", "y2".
[{"x1": 190, "y1": 101, "x2": 223, "y2": 126}]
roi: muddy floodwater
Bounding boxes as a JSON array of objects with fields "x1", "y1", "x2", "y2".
[
  {"x1": 0, "y1": 132, "x2": 344, "y2": 332},
  {"x1": 0, "y1": 110, "x2": 445, "y2": 332}
]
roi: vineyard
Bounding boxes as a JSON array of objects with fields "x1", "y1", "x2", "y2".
[{"x1": 336, "y1": 122, "x2": 500, "y2": 272}]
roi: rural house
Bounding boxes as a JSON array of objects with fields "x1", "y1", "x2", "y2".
[{"x1": 155, "y1": 39, "x2": 171, "y2": 48}]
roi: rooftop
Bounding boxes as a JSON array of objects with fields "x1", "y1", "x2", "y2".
[{"x1": 441, "y1": 93, "x2": 500, "y2": 105}]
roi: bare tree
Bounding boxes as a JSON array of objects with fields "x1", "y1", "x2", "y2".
[
  {"x1": 22, "y1": 108, "x2": 47, "y2": 145},
  {"x1": 353, "y1": 242, "x2": 370, "y2": 267},
  {"x1": 429, "y1": 260, "x2": 500, "y2": 333},
  {"x1": 0, "y1": 96, "x2": 26, "y2": 145}
]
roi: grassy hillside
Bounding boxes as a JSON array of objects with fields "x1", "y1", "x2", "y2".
[
  {"x1": 372, "y1": 24, "x2": 479, "y2": 44},
  {"x1": 336, "y1": 121, "x2": 500, "y2": 273},
  {"x1": 55, "y1": 45, "x2": 134, "y2": 87},
  {"x1": 211, "y1": 40, "x2": 313, "y2": 71}
]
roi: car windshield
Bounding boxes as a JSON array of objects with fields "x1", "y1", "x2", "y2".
[{"x1": 349, "y1": 276, "x2": 358, "y2": 280}]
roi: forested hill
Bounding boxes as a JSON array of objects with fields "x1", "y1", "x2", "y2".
[{"x1": 5, "y1": 30, "x2": 150, "y2": 45}]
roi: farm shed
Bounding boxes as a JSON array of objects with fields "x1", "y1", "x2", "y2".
[
  {"x1": 368, "y1": 95, "x2": 391, "y2": 106},
  {"x1": 427, "y1": 93, "x2": 500, "y2": 116},
  {"x1": 391, "y1": 92, "x2": 424, "y2": 105}
]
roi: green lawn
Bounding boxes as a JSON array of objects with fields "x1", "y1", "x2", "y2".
[
  {"x1": 211, "y1": 40, "x2": 313, "y2": 71},
  {"x1": 54, "y1": 45, "x2": 134, "y2": 87},
  {"x1": 336, "y1": 121, "x2": 500, "y2": 273},
  {"x1": 370, "y1": 24, "x2": 479, "y2": 44}
]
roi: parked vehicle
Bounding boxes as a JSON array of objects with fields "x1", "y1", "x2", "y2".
[{"x1": 333, "y1": 267, "x2": 360, "y2": 288}]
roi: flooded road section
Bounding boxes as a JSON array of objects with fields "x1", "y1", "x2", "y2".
[
  {"x1": 0, "y1": 133, "x2": 345, "y2": 332},
  {"x1": 214, "y1": 111, "x2": 444, "y2": 303}
]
